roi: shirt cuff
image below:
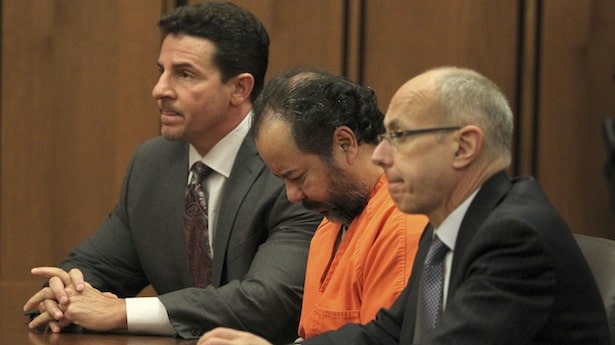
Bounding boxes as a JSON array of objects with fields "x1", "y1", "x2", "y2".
[{"x1": 125, "y1": 297, "x2": 176, "y2": 336}]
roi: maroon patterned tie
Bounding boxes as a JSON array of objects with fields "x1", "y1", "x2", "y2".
[{"x1": 184, "y1": 161, "x2": 213, "y2": 288}]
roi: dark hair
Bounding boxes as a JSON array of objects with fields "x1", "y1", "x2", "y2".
[
  {"x1": 158, "y1": 1, "x2": 269, "y2": 101},
  {"x1": 253, "y1": 67, "x2": 384, "y2": 160}
]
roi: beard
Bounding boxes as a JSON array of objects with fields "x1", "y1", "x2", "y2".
[{"x1": 302, "y1": 162, "x2": 370, "y2": 225}]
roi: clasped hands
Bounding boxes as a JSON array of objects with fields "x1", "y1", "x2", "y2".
[{"x1": 23, "y1": 267, "x2": 127, "y2": 333}]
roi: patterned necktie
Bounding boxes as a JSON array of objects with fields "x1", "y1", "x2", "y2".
[
  {"x1": 420, "y1": 234, "x2": 449, "y2": 336},
  {"x1": 183, "y1": 161, "x2": 213, "y2": 288}
]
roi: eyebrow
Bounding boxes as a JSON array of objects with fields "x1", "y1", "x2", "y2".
[
  {"x1": 280, "y1": 170, "x2": 294, "y2": 179},
  {"x1": 280, "y1": 166, "x2": 305, "y2": 181},
  {"x1": 385, "y1": 118, "x2": 402, "y2": 130},
  {"x1": 156, "y1": 61, "x2": 196, "y2": 70}
]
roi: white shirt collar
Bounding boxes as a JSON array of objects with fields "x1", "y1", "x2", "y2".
[{"x1": 434, "y1": 187, "x2": 480, "y2": 252}]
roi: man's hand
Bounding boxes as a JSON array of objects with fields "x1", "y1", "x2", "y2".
[
  {"x1": 60, "y1": 284, "x2": 127, "y2": 331},
  {"x1": 24, "y1": 267, "x2": 85, "y2": 332},
  {"x1": 23, "y1": 266, "x2": 121, "y2": 333},
  {"x1": 198, "y1": 327, "x2": 273, "y2": 345},
  {"x1": 24, "y1": 284, "x2": 72, "y2": 332}
]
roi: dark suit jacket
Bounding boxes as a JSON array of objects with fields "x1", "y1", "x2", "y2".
[
  {"x1": 304, "y1": 172, "x2": 610, "y2": 345},
  {"x1": 60, "y1": 135, "x2": 321, "y2": 343}
]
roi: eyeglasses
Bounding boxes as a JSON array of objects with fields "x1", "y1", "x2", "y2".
[{"x1": 377, "y1": 126, "x2": 462, "y2": 146}]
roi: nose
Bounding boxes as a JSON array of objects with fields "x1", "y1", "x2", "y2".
[
  {"x1": 285, "y1": 182, "x2": 306, "y2": 204},
  {"x1": 372, "y1": 140, "x2": 393, "y2": 168},
  {"x1": 152, "y1": 73, "x2": 174, "y2": 100}
]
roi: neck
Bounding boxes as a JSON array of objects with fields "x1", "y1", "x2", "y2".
[
  {"x1": 430, "y1": 158, "x2": 506, "y2": 227},
  {"x1": 192, "y1": 104, "x2": 251, "y2": 156}
]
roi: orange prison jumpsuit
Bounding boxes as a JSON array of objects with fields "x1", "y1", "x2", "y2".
[{"x1": 298, "y1": 175, "x2": 427, "y2": 339}]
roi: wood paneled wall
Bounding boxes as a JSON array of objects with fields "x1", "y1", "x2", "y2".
[
  {"x1": 537, "y1": 0, "x2": 615, "y2": 238},
  {"x1": 1, "y1": 0, "x2": 614, "y2": 292},
  {"x1": 362, "y1": 0, "x2": 520, "y2": 110},
  {"x1": 232, "y1": 0, "x2": 347, "y2": 77},
  {"x1": 1, "y1": 1, "x2": 163, "y2": 284}
]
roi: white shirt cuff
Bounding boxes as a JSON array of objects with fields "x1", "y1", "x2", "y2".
[{"x1": 125, "y1": 297, "x2": 176, "y2": 336}]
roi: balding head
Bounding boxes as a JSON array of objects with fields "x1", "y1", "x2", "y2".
[
  {"x1": 373, "y1": 67, "x2": 514, "y2": 225},
  {"x1": 396, "y1": 67, "x2": 514, "y2": 166}
]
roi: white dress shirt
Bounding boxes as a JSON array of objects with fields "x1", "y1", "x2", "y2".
[
  {"x1": 433, "y1": 187, "x2": 479, "y2": 308},
  {"x1": 125, "y1": 112, "x2": 252, "y2": 335}
]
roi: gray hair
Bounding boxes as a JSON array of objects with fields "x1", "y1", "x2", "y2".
[{"x1": 432, "y1": 67, "x2": 514, "y2": 165}]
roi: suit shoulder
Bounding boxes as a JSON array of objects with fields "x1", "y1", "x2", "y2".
[
  {"x1": 135, "y1": 136, "x2": 186, "y2": 156},
  {"x1": 502, "y1": 177, "x2": 562, "y2": 221},
  {"x1": 123, "y1": 137, "x2": 188, "y2": 175}
]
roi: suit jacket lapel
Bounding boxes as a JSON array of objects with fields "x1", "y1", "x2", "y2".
[
  {"x1": 159, "y1": 140, "x2": 193, "y2": 287},
  {"x1": 448, "y1": 171, "x2": 511, "y2": 293},
  {"x1": 211, "y1": 134, "x2": 264, "y2": 285},
  {"x1": 402, "y1": 172, "x2": 511, "y2": 341}
]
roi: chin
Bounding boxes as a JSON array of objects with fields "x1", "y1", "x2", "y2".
[
  {"x1": 393, "y1": 199, "x2": 413, "y2": 214},
  {"x1": 161, "y1": 128, "x2": 184, "y2": 141},
  {"x1": 389, "y1": 192, "x2": 403, "y2": 205}
]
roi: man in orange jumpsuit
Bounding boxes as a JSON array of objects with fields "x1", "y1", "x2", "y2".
[{"x1": 250, "y1": 67, "x2": 427, "y2": 340}]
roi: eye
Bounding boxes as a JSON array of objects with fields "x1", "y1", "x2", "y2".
[
  {"x1": 389, "y1": 131, "x2": 403, "y2": 139},
  {"x1": 287, "y1": 172, "x2": 306, "y2": 183}
]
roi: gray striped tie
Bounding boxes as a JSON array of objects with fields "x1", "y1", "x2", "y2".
[{"x1": 420, "y1": 235, "x2": 449, "y2": 336}]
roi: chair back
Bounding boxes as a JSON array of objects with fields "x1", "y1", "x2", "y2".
[
  {"x1": 574, "y1": 233, "x2": 615, "y2": 344},
  {"x1": 604, "y1": 117, "x2": 615, "y2": 211}
]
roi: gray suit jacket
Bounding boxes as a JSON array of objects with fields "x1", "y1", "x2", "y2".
[
  {"x1": 60, "y1": 135, "x2": 321, "y2": 343},
  {"x1": 304, "y1": 172, "x2": 610, "y2": 345}
]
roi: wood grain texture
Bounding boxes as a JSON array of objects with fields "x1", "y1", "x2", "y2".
[
  {"x1": 537, "y1": 0, "x2": 615, "y2": 238},
  {"x1": 1, "y1": 0, "x2": 162, "y2": 281}
]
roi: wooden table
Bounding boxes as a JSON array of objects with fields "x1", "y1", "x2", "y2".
[
  {"x1": 0, "y1": 282, "x2": 197, "y2": 345},
  {"x1": 6, "y1": 331, "x2": 198, "y2": 345}
]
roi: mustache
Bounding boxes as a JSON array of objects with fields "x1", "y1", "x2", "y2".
[
  {"x1": 158, "y1": 101, "x2": 181, "y2": 114},
  {"x1": 301, "y1": 199, "x2": 330, "y2": 211}
]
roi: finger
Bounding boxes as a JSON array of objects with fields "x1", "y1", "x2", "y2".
[
  {"x1": 59, "y1": 317, "x2": 73, "y2": 327},
  {"x1": 68, "y1": 268, "x2": 86, "y2": 292},
  {"x1": 47, "y1": 314, "x2": 73, "y2": 334},
  {"x1": 37, "y1": 301, "x2": 48, "y2": 315},
  {"x1": 28, "y1": 311, "x2": 54, "y2": 330},
  {"x1": 48, "y1": 320, "x2": 63, "y2": 333},
  {"x1": 42, "y1": 298, "x2": 64, "y2": 320},
  {"x1": 23, "y1": 287, "x2": 55, "y2": 311},
  {"x1": 48, "y1": 276, "x2": 69, "y2": 304},
  {"x1": 30, "y1": 267, "x2": 71, "y2": 286}
]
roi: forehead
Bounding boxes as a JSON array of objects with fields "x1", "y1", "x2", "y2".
[
  {"x1": 255, "y1": 120, "x2": 305, "y2": 174},
  {"x1": 159, "y1": 34, "x2": 217, "y2": 67},
  {"x1": 384, "y1": 83, "x2": 437, "y2": 129}
]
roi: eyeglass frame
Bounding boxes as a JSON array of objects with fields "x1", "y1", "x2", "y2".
[{"x1": 377, "y1": 126, "x2": 462, "y2": 146}]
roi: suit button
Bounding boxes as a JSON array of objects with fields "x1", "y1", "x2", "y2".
[{"x1": 191, "y1": 329, "x2": 202, "y2": 337}]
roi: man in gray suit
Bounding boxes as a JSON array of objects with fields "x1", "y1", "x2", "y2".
[
  {"x1": 22, "y1": 2, "x2": 321, "y2": 342},
  {"x1": 198, "y1": 67, "x2": 610, "y2": 344}
]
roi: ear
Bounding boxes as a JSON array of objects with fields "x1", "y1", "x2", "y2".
[
  {"x1": 333, "y1": 126, "x2": 359, "y2": 164},
  {"x1": 451, "y1": 125, "x2": 483, "y2": 169},
  {"x1": 229, "y1": 73, "x2": 255, "y2": 106}
]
